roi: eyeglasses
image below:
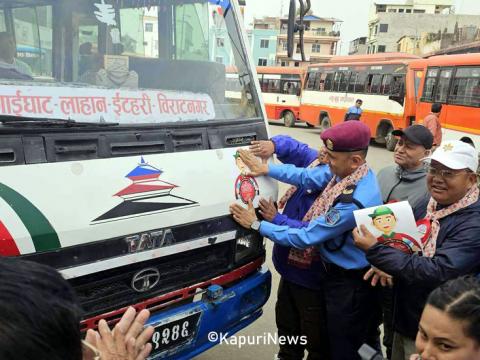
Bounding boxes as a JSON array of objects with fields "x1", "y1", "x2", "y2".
[{"x1": 427, "y1": 166, "x2": 470, "y2": 179}]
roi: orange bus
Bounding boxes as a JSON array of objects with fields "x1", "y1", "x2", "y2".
[
  {"x1": 411, "y1": 54, "x2": 480, "y2": 146},
  {"x1": 300, "y1": 54, "x2": 420, "y2": 150},
  {"x1": 257, "y1": 66, "x2": 304, "y2": 127}
]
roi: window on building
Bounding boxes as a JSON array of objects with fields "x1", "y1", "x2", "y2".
[
  {"x1": 422, "y1": 68, "x2": 439, "y2": 102},
  {"x1": 371, "y1": 45, "x2": 376, "y2": 53},
  {"x1": 282, "y1": 41, "x2": 288, "y2": 51},
  {"x1": 216, "y1": 37, "x2": 225, "y2": 47},
  {"x1": 315, "y1": 27, "x2": 326, "y2": 35},
  {"x1": 216, "y1": 56, "x2": 224, "y2": 64},
  {"x1": 258, "y1": 58, "x2": 267, "y2": 66},
  {"x1": 281, "y1": 60, "x2": 288, "y2": 66},
  {"x1": 413, "y1": 9, "x2": 426, "y2": 13},
  {"x1": 260, "y1": 39, "x2": 269, "y2": 48},
  {"x1": 388, "y1": 8, "x2": 397, "y2": 13},
  {"x1": 449, "y1": 67, "x2": 480, "y2": 107},
  {"x1": 378, "y1": 45, "x2": 386, "y2": 53},
  {"x1": 296, "y1": 43, "x2": 301, "y2": 53},
  {"x1": 406, "y1": 9, "x2": 412, "y2": 13},
  {"x1": 379, "y1": 24, "x2": 389, "y2": 33},
  {"x1": 376, "y1": 4, "x2": 386, "y2": 12},
  {"x1": 399, "y1": 8, "x2": 404, "y2": 13},
  {"x1": 294, "y1": 62, "x2": 300, "y2": 67},
  {"x1": 434, "y1": 68, "x2": 453, "y2": 103},
  {"x1": 145, "y1": 23, "x2": 153, "y2": 32},
  {"x1": 312, "y1": 43, "x2": 321, "y2": 53}
]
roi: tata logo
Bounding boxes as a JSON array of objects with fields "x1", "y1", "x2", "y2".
[
  {"x1": 131, "y1": 268, "x2": 161, "y2": 293},
  {"x1": 125, "y1": 229, "x2": 176, "y2": 253}
]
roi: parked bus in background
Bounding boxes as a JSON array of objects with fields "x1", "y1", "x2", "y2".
[
  {"x1": 411, "y1": 54, "x2": 480, "y2": 147},
  {"x1": 300, "y1": 53, "x2": 419, "y2": 150},
  {"x1": 257, "y1": 66, "x2": 304, "y2": 127},
  {"x1": 0, "y1": 0, "x2": 275, "y2": 359}
]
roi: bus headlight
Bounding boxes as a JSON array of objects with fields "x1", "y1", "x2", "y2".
[{"x1": 235, "y1": 233, "x2": 263, "y2": 263}]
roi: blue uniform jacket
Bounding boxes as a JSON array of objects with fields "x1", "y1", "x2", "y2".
[
  {"x1": 367, "y1": 198, "x2": 480, "y2": 339},
  {"x1": 270, "y1": 135, "x2": 325, "y2": 289},
  {"x1": 260, "y1": 163, "x2": 383, "y2": 270}
]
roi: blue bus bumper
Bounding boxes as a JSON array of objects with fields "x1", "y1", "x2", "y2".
[{"x1": 147, "y1": 265, "x2": 272, "y2": 359}]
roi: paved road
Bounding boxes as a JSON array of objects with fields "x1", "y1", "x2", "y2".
[{"x1": 195, "y1": 122, "x2": 393, "y2": 360}]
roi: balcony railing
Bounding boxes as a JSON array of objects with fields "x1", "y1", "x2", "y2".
[{"x1": 279, "y1": 28, "x2": 340, "y2": 37}]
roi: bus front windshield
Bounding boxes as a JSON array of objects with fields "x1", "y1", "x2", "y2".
[{"x1": 0, "y1": 0, "x2": 260, "y2": 124}]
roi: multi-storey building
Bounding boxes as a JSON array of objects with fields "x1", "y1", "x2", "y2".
[
  {"x1": 250, "y1": 17, "x2": 280, "y2": 66},
  {"x1": 366, "y1": 0, "x2": 480, "y2": 54}
]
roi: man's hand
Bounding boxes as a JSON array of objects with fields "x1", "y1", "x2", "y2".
[
  {"x1": 364, "y1": 267, "x2": 393, "y2": 288},
  {"x1": 84, "y1": 307, "x2": 154, "y2": 360},
  {"x1": 249, "y1": 140, "x2": 275, "y2": 159},
  {"x1": 229, "y1": 200, "x2": 258, "y2": 229},
  {"x1": 352, "y1": 224, "x2": 378, "y2": 251},
  {"x1": 238, "y1": 149, "x2": 268, "y2": 177},
  {"x1": 259, "y1": 198, "x2": 277, "y2": 222}
]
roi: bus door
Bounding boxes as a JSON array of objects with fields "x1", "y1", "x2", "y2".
[{"x1": 418, "y1": 67, "x2": 453, "y2": 127}]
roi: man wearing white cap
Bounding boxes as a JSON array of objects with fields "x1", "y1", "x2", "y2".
[{"x1": 353, "y1": 140, "x2": 480, "y2": 360}]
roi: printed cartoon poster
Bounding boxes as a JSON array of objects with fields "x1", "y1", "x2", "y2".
[{"x1": 354, "y1": 201, "x2": 422, "y2": 255}]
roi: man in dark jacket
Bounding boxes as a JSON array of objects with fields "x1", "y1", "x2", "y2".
[
  {"x1": 377, "y1": 125, "x2": 433, "y2": 217},
  {"x1": 375, "y1": 125, "x2": 433, "y2": 357},
  {"x1": 353, "y1": 140, "x2": 480, "y2": 360},
  {"x1": 249, "y1": 136, "x2": 329, "y2": 360}
]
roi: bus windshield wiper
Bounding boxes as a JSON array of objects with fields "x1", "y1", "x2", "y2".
[{"x1": 0, "y1": 115, "x2": 119, "y2": 127}]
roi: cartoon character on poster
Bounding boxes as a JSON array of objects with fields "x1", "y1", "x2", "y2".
[
  {"x1": 234, "y1": 151, "x2": 259, "y2": 205},
  {"x1": 354, "y1": 201, "x2": 422, "y2": 255}
]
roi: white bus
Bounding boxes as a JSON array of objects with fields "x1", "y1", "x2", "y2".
[{"x1": 0, "y1": 0, "x2": 275, "y2": 358}]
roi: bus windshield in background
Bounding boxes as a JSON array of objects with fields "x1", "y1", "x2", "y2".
[{"x1": 0, "y1": 0, "x2": 260, "y2": 124}]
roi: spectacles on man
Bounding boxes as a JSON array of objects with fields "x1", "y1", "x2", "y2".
[{"x1": 427, "y1": 166, "x2": 470, "y2": 179}]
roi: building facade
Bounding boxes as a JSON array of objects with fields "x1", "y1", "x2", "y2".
[
  {"x1": 349, "y1": 37, "x2": 368, "y2": 55},
  {"x1": 366, "y1": 0, "x2": 480, "y2": 54},
  {"x1": 250, "y1": 17, "x2": 280, "y2": 66}
]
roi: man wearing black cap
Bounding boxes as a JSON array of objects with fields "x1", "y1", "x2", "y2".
[
  {"x1": 377, "y1": 125, "x2": 433, "y2": 218},
  {"x1": 230, "y1": 121, "x2": 383, "y2": 359},
  {"x1": 374, "y1": 124, "x2": 433, "y2": 358}
]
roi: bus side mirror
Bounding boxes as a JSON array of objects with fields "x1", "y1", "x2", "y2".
[{"x1": 287, "y1": 0, "x2": 296, "y2": 58}]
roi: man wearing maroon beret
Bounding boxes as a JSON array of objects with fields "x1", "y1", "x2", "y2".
[{"x1": 230, "y1": 121, "x2": 383, "y2": 359}]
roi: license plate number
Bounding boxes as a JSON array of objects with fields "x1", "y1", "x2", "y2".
[{"x1": 149, "y1": 311, "x2": 201, "y2": 357}]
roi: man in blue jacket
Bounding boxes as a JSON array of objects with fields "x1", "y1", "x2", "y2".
[
  {"x1": 250, "y1": 136, "x2": 328, "y2": 360},
  {"x1": 231, "y1": 121, "x2": 383, "y2": 360},
  {"x1": 353, "y1": 140, "x2": 480, "y2": 360}
]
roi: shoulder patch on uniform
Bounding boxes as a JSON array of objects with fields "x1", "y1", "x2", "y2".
[{"x1": 325, "y1": 208, "x2": 341, "y2": 226}]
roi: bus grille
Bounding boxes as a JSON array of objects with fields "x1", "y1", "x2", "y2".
[{"x1": 71, "y1": 242, "x2": 232, "y2": 318}]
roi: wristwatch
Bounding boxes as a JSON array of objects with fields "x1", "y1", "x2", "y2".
[{"x1": 250, "y1": 220, "x2": 261, "y2": 231}]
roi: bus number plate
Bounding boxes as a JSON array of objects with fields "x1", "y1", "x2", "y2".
[{"x1": 149, "y1": 312, "x2": 201, "y2": 357}]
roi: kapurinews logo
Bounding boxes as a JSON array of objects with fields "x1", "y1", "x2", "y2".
[{"x1": 93, "y1": 157, "x2": 198, "y2": 223}]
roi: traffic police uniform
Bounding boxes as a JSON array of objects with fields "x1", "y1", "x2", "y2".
[{"x1": 255, "y1": 122, "x2": 383, "y2": 359}]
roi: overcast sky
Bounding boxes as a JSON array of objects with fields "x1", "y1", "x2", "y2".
[{"x1": 244, "y1": 0, "x2": 480, "y2": 54}]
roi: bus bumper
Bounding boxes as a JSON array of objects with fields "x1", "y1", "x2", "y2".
[{"x1": 146, "y1": 265, "x2": 272, "y2": 359}]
